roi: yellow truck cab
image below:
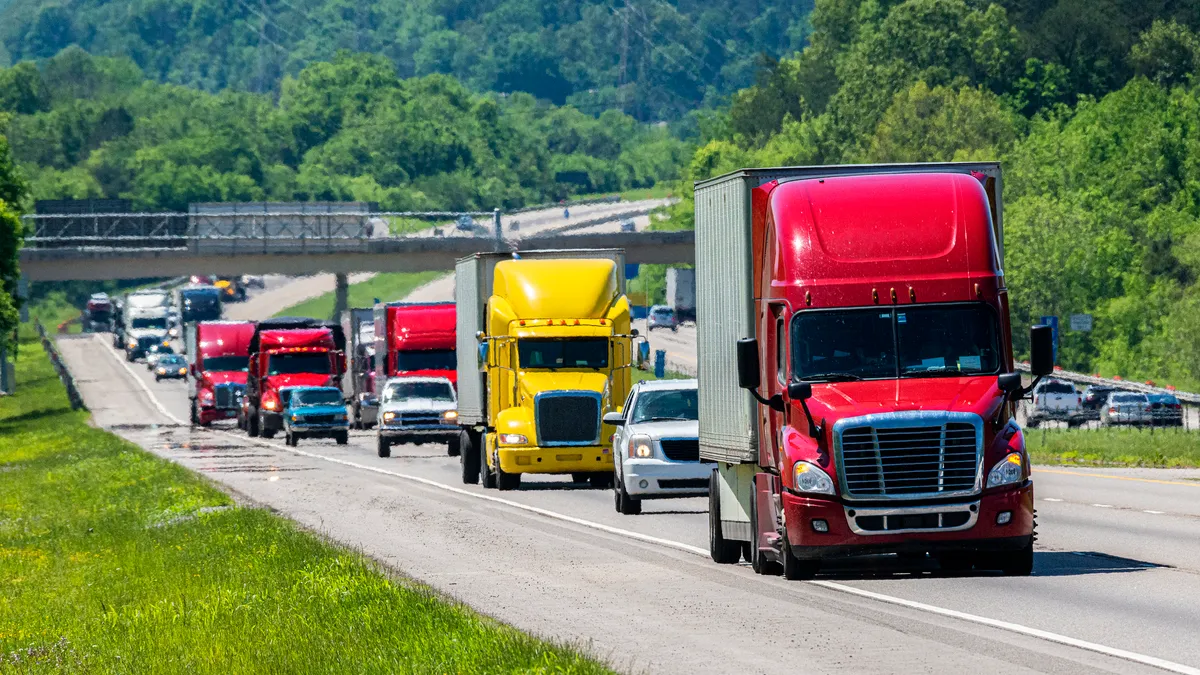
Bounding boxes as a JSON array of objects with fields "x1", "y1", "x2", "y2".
[{"x1": 455, "y1": 250, "x2": 638, "y2": 491}]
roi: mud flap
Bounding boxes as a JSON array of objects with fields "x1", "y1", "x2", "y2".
[{"x1": 717, "y1": 463, "x2": 756, "y2": 542}]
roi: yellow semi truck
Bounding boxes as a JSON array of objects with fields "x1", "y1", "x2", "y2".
[{"x1": 455, "y1": 249, "x2": 639, "y2": 491}]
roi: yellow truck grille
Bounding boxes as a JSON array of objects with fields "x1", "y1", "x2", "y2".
[{"x1": 536, "y1": 393, "x2": 601, "y2": 446}]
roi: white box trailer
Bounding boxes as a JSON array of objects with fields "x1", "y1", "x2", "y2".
[
  {"x1": 454, "y1": 249, "x2": 627, "y2": 427},
  {"x1": 665, "y1": 267, "x2": 695, "y2": 321}
]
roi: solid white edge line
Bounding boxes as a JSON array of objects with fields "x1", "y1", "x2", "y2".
[
  {"x1": 90, "y1": 333, "x2": 1200, "y2": 675},
  {"x1": 92, "y1": 334, "x2": 186, "y2": 425}
]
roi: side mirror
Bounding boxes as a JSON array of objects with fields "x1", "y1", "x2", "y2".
[
  {"x1": 998, "y1": 372, "x2": 1023, "y2": 400},
  {"x1": 1030, "y1": 325, "x2": 1054, "y2": 377},
  {"x1": 475, "y1": 330, "x2": 486, "y2": 342},
  {"x1": 787, "y1": 382, "x2": 812, "y2": 401},
  {"x1": 630, "y1": 328, "x2": 639, "y2": 338},
  {"x1": 736, "y1": 338, "x2": 761, "y2": 390},
  {"x1": 477, "y1": 342, "x2": 489, "y2": 368},
  {"x1": 602, "y1": 412, "x2": 625, "y2": 426}
]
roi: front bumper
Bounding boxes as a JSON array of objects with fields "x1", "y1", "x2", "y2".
[
  {"x1": 497, "y1": 444, "x2": 614, "y2": 474},
  {"x1": 286, "y1": 423, "x2": 348, "y2": 437},
  {"x1": 781, "y1": 483, "x2": 1034, "y2": 560},
  {"x1": 378, "y1": 424, "x2": 457, "y2": 442},
  {"x1": 199, "y1": 405, "x2": 239, "y2": 423},
  {"x1": 621, "y1": 458, "x2": 714, "y2": 497}
]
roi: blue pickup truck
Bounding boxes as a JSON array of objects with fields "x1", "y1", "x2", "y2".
[{"x1": 281, "y1": 386, "x2": 349, "y2": 447}]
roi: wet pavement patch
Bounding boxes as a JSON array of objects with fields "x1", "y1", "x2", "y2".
[{"x1": 197, "y1": 464, "x2": 317, "y2": 473}]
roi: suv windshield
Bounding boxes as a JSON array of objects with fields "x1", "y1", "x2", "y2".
[
  {"x1": 630, "y1": 389, "x2": 698, "y2": 424},
  {"x1": 518, "y1": 338, "x2": 608, "y2": 369},
  {"x1": 160, "y1": 355, "x2": 186, "y2": 366},
  {"x1": 268, "y1": 353, "x2": 331, "y2": 375},
  {"x1": 792, "y1": 304, "x2": 1001, "y2": 382},
  {"x1": 203, "y1": 356, "x2": 248, "y2": 372},
  {"x1": 131, "y1": 317, "x2": 168, "y2": 330},
  {"x1": 382, "y1": 380, "x2": 454, "y2": 403},
  {"x1": 394, "y1": 349, "x2": 455, "y2": 372},
  {"x1": 293, "y1": 389, "x2": 342, "y2": 406}
]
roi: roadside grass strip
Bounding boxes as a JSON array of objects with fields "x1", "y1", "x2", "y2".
[
  {"x1": 1027, "y1": 427, "x2": 1200, "y2": 468},
  {"x1": 273, "y1": 272, "x2": 442, "y2": 320},
  {"x1": 0, "y1": 333, "x2": 611, "y2": 674}
]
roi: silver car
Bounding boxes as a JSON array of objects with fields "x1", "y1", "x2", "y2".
[
  {"x1": 376, "y1": 376, "x2": 460, "y2": 458},
  {"x1": 1100, "y1": 392, "x2": 1152, "y2": 426},
  {"x1": 605, "y1": 379, "x2": 709, "y2": 515},
  {"x1": 647, "y1": 305, "x2": 678, "y2": 332}
]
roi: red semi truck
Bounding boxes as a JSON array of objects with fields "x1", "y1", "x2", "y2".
[
  {"x1": 696, "y1": 163, "x2": 1054, "y2": 579},
  {"x1": 373, "y1": 301, "x2": 456, "y2": 385},
  {"x1": 186, "y1": 321, "x2": 255, "y2": 425},
  {"x1": 240, "y1": 317, "x2": 346, "y2": 440}
]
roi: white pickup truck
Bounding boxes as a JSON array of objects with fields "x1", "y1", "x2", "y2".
[{"x1": 1026, "y1": 379, "x2": 1082, "y2": 427}]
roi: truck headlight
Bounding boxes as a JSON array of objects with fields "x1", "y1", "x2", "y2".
[
  {"x1": 157, "y1": 367, "x2": 166, "y2": 374},
  {"x1": 127, "y1": 339, "x2": 138, "y2": 348},
  {"x1": 499, "y1": 433, "x2": 527, "y2": 445},
  {"x1": 443, "y1": 410, "x2": 458, "y2": 421},
  {"x1": 263, "y1": 400, "x2": 277, "y2": 411},
  {"x1": 382, "y1": 411, "x2": 396, "y2": 423},
  {"x1": 987, "y1": 453, "x2": 1025, "y2": 488},
  {"x1": 178, "y1": 368, "x2": 187, "y2": 375},
  {"x1": 628, "y1": 434, "x2": 653, "y2": 458},
  {"x1": 792, "y1": 461, "x2": 836, "y2": 496}
]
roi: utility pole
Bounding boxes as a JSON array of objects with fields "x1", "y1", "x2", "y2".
[{"x1": 618, "y1": 1, "x2": 629, "y2": 114}]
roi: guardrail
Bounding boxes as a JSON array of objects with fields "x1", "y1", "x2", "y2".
[
  {"x1": 35, "y1": 321, "x2": 87, "y2": 411},
  {"x1": 1015, "y1": 362, "x2": 1200, "y2": 404}
]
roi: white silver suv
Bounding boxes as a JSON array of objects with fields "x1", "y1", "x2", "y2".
[
  {"x1": 1026, "y1": 379, "x2": 1082, "y2": 427},
  {"x1": 605, "y1": 379, "x2": 709, "y2": 515}
]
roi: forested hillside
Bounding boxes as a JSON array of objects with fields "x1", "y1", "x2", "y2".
[
  {"x1": 666, "y1": 0, "x2": 1200, "y2": 388},
  {"x1": 0, "y1": 48, "x2": 687, "y2": 211},
  {"x1": 0, "y1": 0, "x2": 813, "y2": 122}
]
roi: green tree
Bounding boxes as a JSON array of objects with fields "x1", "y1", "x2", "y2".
[
  {"x1": 867, "y1": 81, "x2": 1021, "y2": 162},
  {"x1": 1130, "y1": 19, "x2": 1200, "y2": 87}
]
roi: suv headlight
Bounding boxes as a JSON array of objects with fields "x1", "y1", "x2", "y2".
[
  {"x1": 499, "y1": 433, "x2": 527, "y2": 445},
  {"x1": 987, "y1": 453, "x2": 1025, "y2": 488},
  {"x1": 627, "y1": 434, "x2": 653, "y2": 458},
  {"x1": 792, "y1": 461, "x2": 836, "y2": 495},
  {"x1": 382, "y1": 411, "x2": 396, "y2": 423},
  {"x1": 443, "y1": 410, "x2": 458, "y2": 421}
]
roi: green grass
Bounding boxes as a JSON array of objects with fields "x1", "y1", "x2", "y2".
[
  {"x1": 1027, "y1": 427, "x2": 1200, "y2": 468},
  {"x1": 0, "y1": 330, "x2": 611, "y2": 673},
  {"x1": 273, "y1": 272, "x2": 443, "y2": 320}
]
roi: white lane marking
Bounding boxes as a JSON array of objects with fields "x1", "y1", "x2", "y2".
[
  {"x1": 1093, "y1": 504, "x2": 1114, "y2": 509},
  {"x1": 91, "y1": 339, "x2": 1200, "y2": 675},
  {"x1": 1145, "y1": 510, "x2": 1166, "y2": 515},
  {"x1": 1043, "y1": 498, "x2": 1063, "y2": 502},
  {"x1": 93, "y1": 334, "x2": 187, "y2": 425}
]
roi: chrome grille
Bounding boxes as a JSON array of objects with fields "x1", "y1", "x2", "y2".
[
  {"x1": 836, "y1": 413, "x2": 982, "y2": 500},
  {"x1": 536, "y1": 393, "x2": 600, "y2": 446},
  {"x1": 213, "y1": 383, "x2": 244, "y2": 409},
  {"x1": 400, "y1": 412, "x2": 443, "y2": 425}
]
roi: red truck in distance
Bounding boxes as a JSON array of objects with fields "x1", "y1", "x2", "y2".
[
  {"x1": 373, "y1": 301, "x2": 457, "y2": 387},
  {"x1": 240, "y1": 317, "x2": 346, "y2": 439},
  {"x1": 186, "y1": 321, "x2": 255, "y2": 425},
  {"x1": 696, "y1": 163, "x2": 1054, "y2": 579}
]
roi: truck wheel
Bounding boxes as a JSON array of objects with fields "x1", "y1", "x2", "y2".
[
  {"x1": 496, "y1": 467, "x2": 521, "y2": 491},
  {"x1": 248, "y1": 411, "x2": 260, "y2": 437},
  {"x1": 708, "y1": 470, "x2": 742, "y2": 564},
  {"x1": 998, "y1": 540, "x2": 1034, "y2": 577},
  {"x1": 261, "y1": 428, "x2": 276, "y2": 440},
  {"x1": 749, "y1": 481, "x2": 781, "y2": 575},
  {"x1": 588, "y1": 472, "x2": 614, "y2": 489},
  {"x1": 1026, "y1": 416, "x2": 1040, "y2": 429},
  {"x1": 335, "y1": 431, "x2": 348, "y2": 445},
  {"x1": 447, "y1": 435, "x2": 461, "y2": 457},
  {"x1": 480, "y1": 435, "x2": 496, "y2": 489},
  {"x1": 190, "y1": 400, "x2": 199, "y2": 425},
  {"x1": 286, "y1": 432, "x2": 297, "y2": 447},
  {"x1": 377, "y1": 436, "x2": 390, "y2": 458},
  {"x1": 782, "y1": 540, "x2": 820, "y2": 581},
  {"x1": 459, "y1": 430, "x2": 479, "y2": 484},
  {"x1": 614, "y1": 475, "x2": 641, "y2": 515}
]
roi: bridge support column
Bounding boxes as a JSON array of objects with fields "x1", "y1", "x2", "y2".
[{"x1": 333, "y1": 272, "x2": 349, "y2": 322}]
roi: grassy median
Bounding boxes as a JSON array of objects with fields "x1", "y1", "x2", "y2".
[
  {"x1": 1026, "y1": 427, "x2": 1200, "y2": 468},
  {"x1": 273, "y1": 272, "x2": 442, "y2": 320},
  {"x1": 0, "y1": 333, "x2": 610, "y2": 673}
]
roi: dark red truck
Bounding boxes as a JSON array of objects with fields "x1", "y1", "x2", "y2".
[
  {"x1": 695, "y1": 163, "x2": 1053, "y2": 579},
  {"x1": 240, "y1": 317, "x2": 346, "y2": 439},
  {"x1": 186, "y1": 320, "x2": 255, "y2": 425}
]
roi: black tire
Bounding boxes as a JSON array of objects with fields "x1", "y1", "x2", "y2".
[
  {"x1": 155, "y1": 375, "x2": 161, "y2": 382},
  {"x1": 261, "y1": 427, "x2": 276, "y2": 440},
  {"x1": 749, "y1": 478, "x2": 781, "y2": 575},
  {"x1": 459, "y1": 430, "x2": 479, "y2": 484},
  {"x1": 447, "y1": 436, "x2": 461, "y2": 457},
  {"x1": 708, "y1": 470, "x2": 742, "y2": 564},
  {"x1": 999, "y1": 540, "x2": 1035, "y2": 577},
  {"x1": 286, "y1": 432, "x2": 298, "y2": 447},
  {"x1": 377, "y1": 436, "x2": 391, "y2": 458},
  {"x1": 589, "y1": 472, "x2": 614, "y2": 489},
  {"x1": 614, "y1": 474, "x2": 642, "y2": 515},
  {"x1": 782, "y1": 540, "x2": 820, "y2": 580},
  {"x1": 352, "y1": 402, "x2": 362, "y2": 430},
  {"x1": 335, "y1": 431, "x2": 348, "y2": 445},
  {"x1": 496, "y1": 467, "x2": 521, "y2": 491},
  {"x1": 1026, "y1": 416, "x2": 1040, "y2": 429},
  {"x1": 248, "y1": 411, "x2": 260, "y2": 437},
  {"x1": 190, "y1": 399, "x2": 199, "y2": 425},
  {"x1": 480, "y1": 434, "x2": 496, "y2": 489}
]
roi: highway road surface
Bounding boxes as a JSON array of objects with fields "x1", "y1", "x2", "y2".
[{"x1": 52, "y1": 279, "x2": 1200, "y2": 675}]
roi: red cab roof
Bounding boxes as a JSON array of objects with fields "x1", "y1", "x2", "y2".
[
  {"x1": 197, "y1": 321, "x2": 255, "y2": 357},
  {"x1": 387, "y1": 302, "x2": 455, "y2": 351},
  {"x1": 259, "y1": 327, "x2": 337, "y2": 350}
]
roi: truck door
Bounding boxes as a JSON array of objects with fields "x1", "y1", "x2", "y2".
[{"x1": 760, "y1": 304, "x2": 788, "y2": 470}]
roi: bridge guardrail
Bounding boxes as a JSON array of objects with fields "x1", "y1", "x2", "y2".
[
  {"x1": 1015, "y1": 362, "x2": 1200, "y2": 404},
  {"x1": 35, "y1": 321, "x2": 87, "y2": 411}
]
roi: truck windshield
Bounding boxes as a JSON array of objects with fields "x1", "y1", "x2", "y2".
[
  {"x1": 792, "y1": 304, "x2": 1001, "y2": 382},
  {"x1": 268, "y1": 353, "x2": 332, "y2": 375},
  {"x1": 130, "y1": 317, "x2": 168, "y2": 330},
  {"x1": 293, "y1": 389, "x2": 342, "y2": 406},
  {"x1": 518, "y1": 338, "x2": 609, "y2": 369},
  {"x1": 203, "y1": 356, "x2": 248, "y2": 372},
  {"x1": 382, "y1": 380, "x2": 454, "y2": 403},
  {"x1": 394, "y1": 349, "x2": 455, "y2": 371},
  {"x1": 630, "y1": 389, "x2": 698, "y2": 423}
]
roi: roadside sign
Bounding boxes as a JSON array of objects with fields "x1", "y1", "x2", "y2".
[
  {"x1": 625, "y1": 263, "x2": 640, "y2": 280},
  {"x1": 1039, "y1": 315, "x2": 1059, "y2": 363},
  {"x1": 1069, "y1": 313, "x2": 1093, "y2": 332}
]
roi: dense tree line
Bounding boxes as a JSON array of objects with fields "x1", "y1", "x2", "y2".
[
  {"x1": 0, "y1": 49, "x2": 687, "y2": 212},
  {"x1": 0, "y1": 0, "x2": 813, "y2": 122},
  {"x1": 667, "y1": 0, "x2": 1200, "y2": 389},
  {"x1": 0, "y1": 119, "x2": 25, "y2": 348}
]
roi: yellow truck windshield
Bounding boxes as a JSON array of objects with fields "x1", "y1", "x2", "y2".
[{"x1": 518, "y1": 338, "x2": 608, "y2": 369}]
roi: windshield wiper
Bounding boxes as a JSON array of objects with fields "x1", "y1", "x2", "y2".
[
  {"x1": 642, "y1": 416, "x2": 694, "y2": 422},
  {"x1": 802, "y1": 373, "x2": 863, "y2": 382}
]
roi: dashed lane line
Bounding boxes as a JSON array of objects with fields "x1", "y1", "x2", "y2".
[
  {"x1": 1036, "y1": 468, "x2": 1200, "y2": 488},
  {"x1": 91, "y1": 334, "x2": 1200, "y2": 675}
]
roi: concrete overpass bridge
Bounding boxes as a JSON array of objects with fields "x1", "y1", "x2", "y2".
[{"x1": 19, "y1": 202, "x2": 694, "y2": 282}]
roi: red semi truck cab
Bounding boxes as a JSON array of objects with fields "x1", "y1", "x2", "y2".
[
  {"x1": 373, "y1": 301, "x2": 457, "y2": 388},
  {"x1": 186, "y1": 321, "x2": 255, "y2": 425},
  {"x1": 241, "y1": 318, "x2": 346, "y2": 439},
  {"x1": 696, "y1": 164, "x2": 1054, "y2": 579}
]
